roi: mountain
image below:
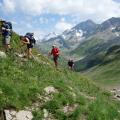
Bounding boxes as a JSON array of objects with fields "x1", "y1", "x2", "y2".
[
  {"x1": 1, "y1": 19, "x2": 120, "y2": 120},
  {"x1": 70, "y1": 17, "x2": 120, "y2": 71},
  {"x1": 42, "y1": 32, "x2": 58, "y2": 42},
  {"x1": 84, "y1": 45, "x2": 120, "y2": 86},
  {"x1": 73, "y1": 19, "x2": 98, "y2": 37},
  {"x1": 39, "y1": 17, "x2": 120, "y2": 53},
  {"x1": 39, "y1": 19, "x2": 98, "y2": 52},
  {"x1": 98, "y1": 17, "x2": 120, "y2": 32}
]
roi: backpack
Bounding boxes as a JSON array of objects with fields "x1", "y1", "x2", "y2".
[
  {"x1": 5, "y1": 22, "x2": 12, "y2": 36},
  {"x1": 53, "y1": 47, "x2": 59, "y2": 56},
  {"x1": 2, "y1": 21, "x2": 12, "y2": 36},
  {"x1": 25, "y1": 33, "x2": 36, "y2": 44}
]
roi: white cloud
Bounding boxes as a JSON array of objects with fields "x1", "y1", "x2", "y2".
[
  {"x1": 39, "y1": 17, "x2": 49, "y2": 24},
  {"x1": 33, "y1": 29, "x2": 46, "y2": 41},
  {"x1": 1, "y1": 0, "x2": 120, "y2": 22},
  {"x1": 1, "y1": 0, "x2": 15, "y2": 13},
  {"x1": 26, "y1": 23, "x2": 32, "y2": 28},
  {"x1": 55, "y1": 18, "x2": 73, "y2": 32},
  {"x1": 1, "y1": 0, "x2": 120, "y2": 35}
]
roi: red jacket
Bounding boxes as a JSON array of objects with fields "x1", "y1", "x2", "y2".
[{"x1": 51, "y1": 47, "x2": 60, "y2": 57}]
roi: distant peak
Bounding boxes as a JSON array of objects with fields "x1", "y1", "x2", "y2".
[
  {"x1": 104, "y1": 17, "x2": 120, "y2": 23},
  {"x1": 86, "y1": 19, "x2": 95, "y2": 23}
]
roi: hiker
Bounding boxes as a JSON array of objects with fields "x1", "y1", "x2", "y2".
[
  {"x1": 1, "y1": 21, "x2": 12, "y2": 52},
  {"x1": 49, "y1": 45, "x2": 60, "y2": 68},
  {"x1": 20, "y1": 33, "x2": 36, "y2": 59},
  {"x1": 68, "y1": 59, "x2": 74, "y2": 70}
]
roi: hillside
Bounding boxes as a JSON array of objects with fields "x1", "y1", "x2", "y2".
[
  {"x1": 0, "y1": 21, "x2": 120, "y2": 120},
  {"x1": 84, "y1": 45, "x2": 120, "y2": 87}
]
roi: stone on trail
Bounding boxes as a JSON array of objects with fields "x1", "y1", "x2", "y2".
[
  {"x1": 4, "y1": 110, "x2": 33, "y2": 120},
  {"x1": 43, "y1": 109, "x2": 49, "y2": 118},
  {"x1": 63, "y1": 104, "x2": 78, "y2": 114},
  {"x1": 44, "y1": 86, "x2": 58, "y2": 95},
  {"x1": 0, "y1": 51, "x2": 6, "y2": 58}
]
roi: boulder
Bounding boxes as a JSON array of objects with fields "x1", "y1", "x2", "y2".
[
  {"x1": 44, "y1": 86, "x2": 58, "y2": 95},
  {"x1": 4, "y1": 110, "x2": 33, "y2": 120},
  {"x1": 0, "y1": 51, "x2": 6, "y2": 58}
]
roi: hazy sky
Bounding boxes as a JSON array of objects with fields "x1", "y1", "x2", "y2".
[{"x1": 0, "y1": 0, "x2": 120, "y2": 39}]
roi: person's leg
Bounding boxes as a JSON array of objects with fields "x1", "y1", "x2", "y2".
[
  {"x1": 5, "y1": 36, "x2": 11, "y2": 52},
  {"x1": 2, "y1": 36, "x2": 6, "y2": 51},
  {"x1": 27, "y1": 48, "x2": 32, "y2": 59},
  {"x1": 53, "y1": 56, "x2": 58, "y2": 68}
]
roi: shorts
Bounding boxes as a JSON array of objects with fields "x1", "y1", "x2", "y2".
[
  {"x1": 68, "y1": 63, "x2": 74, "y2": 67},
  {"x1": 53, "y1": 56, "x2": 59, "y2": 62},
  {"x1": 27, "y1": 44, "x2": 33, "y2": 49},
  {"x1": 3, "y1": 35, "x2": 11, "y2": 45}
]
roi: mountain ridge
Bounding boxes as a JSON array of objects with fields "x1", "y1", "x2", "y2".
[{"x1": 39, "y1": 17, "x2": 120, "y2": 52}]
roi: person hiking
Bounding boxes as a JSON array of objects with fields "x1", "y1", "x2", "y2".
[
  {"x1": 1, "y1": 21, "x2": 12, "y2": 52},
  {"x1": 68, "y1": 59, "x2": 74, "y2": 70},
  {"x1": 20, "y1": 33, "x2": 36, "y2": 59},
  {"x1": 49, "y1": 45, "x2": 60, "y2": 68}
]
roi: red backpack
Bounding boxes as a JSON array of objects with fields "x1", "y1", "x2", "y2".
[{"x1": 52, "y1": 47, "x2": 59, "y2": 56}]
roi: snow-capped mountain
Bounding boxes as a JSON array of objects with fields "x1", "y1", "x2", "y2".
[
  {"x1": 42, "y1": 32, "x2": 58, "y2": 41},
  {"x1": 39, "y1": 17, "x2": 120, "y2": 51},
  {"x1": 40, "y1": 20, "x2": 97, "y2": 50}
]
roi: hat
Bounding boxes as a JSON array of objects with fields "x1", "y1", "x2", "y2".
[{"x1": 52, "y1": 44, "x2": 56, "y2": 47}]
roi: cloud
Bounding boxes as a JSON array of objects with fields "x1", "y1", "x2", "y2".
[
  {"x1": 55, "y1": 18, "x2": 73, "y2": 32},
  {"x1": 0, "y1": 0, "x2": 120, "y2": 18},
  {"x1": 1, "y1": 0, "x2": 120, "y2": 35},
  {"x1": 39, "y1": 17, "x2": 49, "y2": 24},
  {"x1": 26, "y1": 23, "x2": 32, "y2": 28},
  {"x1": 1, "y1": 0, "x2": 120, "y2": 21},
  {"x1": 1, "y1": 0, "x2": 15, "y2": 13},
  {"x1": 33, "y1": 29, "x2": 46, "y2": 41}
]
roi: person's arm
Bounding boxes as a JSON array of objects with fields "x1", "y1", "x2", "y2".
[
  {"x1": 22, "y1": 37, "x2": 30, "y2": 44},
  {"x1": 5, "y1": 28, "x2": 11, "y2": 32},
  {"x1": 50, "y1": 49, "x2": 53, "y2": 55},
  {"x1": 1, "y1": 26, "x2": 6, "y2": 30},
  {"x1": 2, "y1": 26, "x2": 10, "y2": 31},
  {"x1": 48, "y1": 49, "x2": 53, "y2": 56}
]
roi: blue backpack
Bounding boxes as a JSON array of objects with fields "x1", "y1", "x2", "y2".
[
  {"x1": 25, "y1": 33, "x2": 36, "y2": 44},
  {"x1": 5, "y1": 22, "x2": 12, "y2": 36}
]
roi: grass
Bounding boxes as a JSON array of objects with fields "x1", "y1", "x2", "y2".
[
  {"x1": 84, "y1": 55, "x2": 120, "y2": 86},
  {"x1": 0, "y1": 56, "x2": 120, "y2": 120},
  {"x1": 0, "y1": 23, "x2": 120, "y2": 119},
  {"x1": 70, "y1": 38, "x2": 104, "y2": 57}
]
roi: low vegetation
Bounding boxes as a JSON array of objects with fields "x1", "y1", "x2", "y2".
[{"x1": 0, "y1": 33, "x2": 120, "y2": 120}]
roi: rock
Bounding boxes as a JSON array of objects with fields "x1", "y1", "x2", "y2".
[
  {"x1": 114, "y1": 94, "x2": 120, "y2": 101},
  {"x1": 113, "y1": 88, "x2": 117, "y2": 91},
  {"x1": 63, "y1": 104, "x2": 78, "y2": 114},
  {"x1": 110, "y1": 90, "x2": 116, "y2": 93},
  {"x1": 44, "y1": 86, "x2": 58, "y2": 95},
  {"x1": 116, "y1": 95, "x2": 120, "y2": 98},
  {"x1": 43, "y1": 109, "x2": 49, "y2": 118},
  {"x1": 0, "y1": 51, "x2": 6, "y2": 58},
  {"x1": 15, "y1": 53, "x2": 25, "y2": 58},
  {"x1": 4, "y1": 110, "x2": 33, "y2": 120},
  {"x1": 42, "y1": 109, "x2": 55, "y2": 120}
]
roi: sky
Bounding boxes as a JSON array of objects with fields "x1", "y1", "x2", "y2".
[{"x1": 0, "y1": 0, "x2": 120, "y2": 40}]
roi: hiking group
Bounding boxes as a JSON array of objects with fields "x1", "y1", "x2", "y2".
[
  {"x1": 0, "y1": 19, "x2": 74, "y2": 70},
  {"x1": 0, "y1": 20, "x2": 36, "y2": 59}
]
